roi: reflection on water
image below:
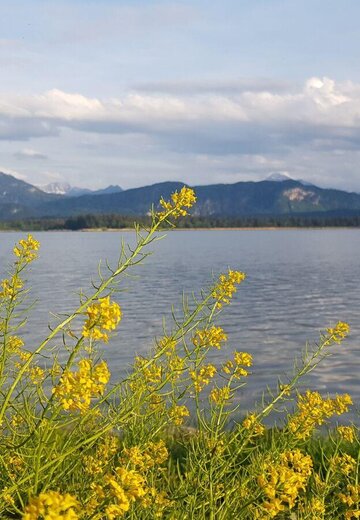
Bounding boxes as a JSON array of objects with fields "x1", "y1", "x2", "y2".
[{"x1": 0, "y1": 229, "x2": 359, "y2": 421}]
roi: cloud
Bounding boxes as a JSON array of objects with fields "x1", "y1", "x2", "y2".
[
  {"x1": 14, "y1": 148, "x2": 48, "y2": 160},
  {"x1": 1, "y1": 76, "x2": 360, "y2": 158}
]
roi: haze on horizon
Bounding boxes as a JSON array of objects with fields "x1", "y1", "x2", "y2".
[{"x1": 1, "y1": 0, "x2": 360, "y2": 192}]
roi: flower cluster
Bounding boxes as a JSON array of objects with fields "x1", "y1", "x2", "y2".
[
  {"x1": 157, "y1": 186, "x2": 196, "y2": 220},
  {"x1": 326, "y1": 321, "x2": 350, "y2": 344},
  {"x1": 104, "y1": 467, "x2": 146, "y2": 518},
  {"x1": 122, "y1": 440, "x2": 168, "y2": 471},
  {"x1": 190, "y1": 364, "x2": 216, "y2": 392},
  {"x1": 210, "y1": 386, "x2": 231, "y2": 405},
  {"x1": 339, "y1": 484, "x2": 360, "y2": 519},
  {"x1": 83, "y1": 435, "x2": 119, "y2": 476},
  {"x1": 257, "y1": 450, "x2": 313, "y2": 517},
  {"x1": 338, "y1": 425, "x2": 356, "y2": 443},
  {"x1": 168, "y1": 405, "x2": 190, "y2": 425},
  {"x1": 288, "y1": 390, "x2": 353, "y2": 439},
  {"x1": 332, "y1": 454, "x2": 357, "y2": 476},
  {"x1": 13, "y1": 234, "x2": 40, "y2": 264},
  {"x1": 192, "y1": 326, "x2": 227, "y2": 349},
  {"x1": 53, "y1": 359, "x2": 110, "y2": 413},
  {"x1": 0, "y1": 276, "x2": 23, "y2": 299},
  {"x1": 134, "y1": 357, "x2": 162, "y2": 386},
  {"x1": 222, "y1": 351, "x2": 252, "y2": 378},
  {"x1": 82, "y1": 296, "x2": 121, "y2": 343},
  {"x1": 242, "y1": 413, "x2": 265, "y2": 436},
  {"x1": 23, "y1": 491, "x2": 79, "y2": 520},
  {"x1": 212, "y1": 269, "x2": 246, "y2": 308}
]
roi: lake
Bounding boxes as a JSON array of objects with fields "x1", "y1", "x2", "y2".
[{"x1": 0, "y1": 229, "x2": 359, "y2": 422}]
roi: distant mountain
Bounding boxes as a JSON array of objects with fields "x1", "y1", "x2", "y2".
[
  {"x1": 0, "y1": 172, "x2": 59, "y2": 218},
  {"x1": 40, "y1": 182, "x2": 123, "y2": 197},
  {"x1": 265, "y1": 172, "x2": 294, "y2": 182},
  {"x1": 1, "y1": 172, "x2": 360, "y2": 220}
]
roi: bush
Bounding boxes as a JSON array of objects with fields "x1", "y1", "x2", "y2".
[{"x1": 0, "y1": 187, "x2": 358, "y2": 519}]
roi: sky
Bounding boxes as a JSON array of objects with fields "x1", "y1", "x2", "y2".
[{"x1": 1, "y1": 0, "x2": 360, "y2": 191}]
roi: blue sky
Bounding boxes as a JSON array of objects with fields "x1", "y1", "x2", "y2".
[{"x1": 1, "y1": 0, "x2": 360, "y2": 190}]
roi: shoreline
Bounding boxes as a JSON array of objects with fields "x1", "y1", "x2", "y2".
[{"x1": 1, "y1": 226, "x2": 359, "y2": 233}]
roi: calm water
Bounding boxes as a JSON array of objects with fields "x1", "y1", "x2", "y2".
[{"x1": 1, "y1": 230, "x2": 359, "y2": 421}]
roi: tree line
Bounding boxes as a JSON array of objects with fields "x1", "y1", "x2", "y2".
[{"x1": 1, "y1": 212, "x2": 360, "y2": 231}]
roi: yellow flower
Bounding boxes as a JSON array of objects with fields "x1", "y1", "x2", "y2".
[
  {"x1": 29, "y1": 366, "x2": 45, "y2": 385},
  {"x1": 258, "y1": 450, "x2": 313, "y2": 516},
  {"x1": 210, "y1": 386, "x2": 231, "y2": 405},
  {"x1": 190, "y1": 364, "x2": 216, "y2": 392},
  {"x1": 338, "y1": 426, "x2": 356, "y2": 443},
  {"x1": 23, "y1": 491, "x2": 79, "y2": 520},
  {"x1": 122, "y1": 440, "x2": 168, "y2": 470},
  {"x1": 157, "y1": 186, "x2": 196, "y2": 220},
  {"x1": 332, "y1": 454, "x2": 357, "y2": 476},
  {"x1": 13, "y1": 234, "x2": 40, "y2": 263},
  {"x1": 326, "y1": 321, "x2": 350, "y2": 343},
  {"x1": 83, "y1": 296, "x2": 121, "y2": 343},
  {"x1": 288, "y1": 390, "x2": 353, "y2": 440},
  {"x1": 192, "y1": 326, "x2": 227, "y2": 349},
  {"x1": 212, "y1": 269, "x2": 246, "y2": 308},
  {"x1": 53, "y1": 359, "x2": 110, "y2": 413},
  {"x1": 169, "y1": 404, "x2": 190, "y2": 425},
  {"x1": 223, "y1": 351, "x2": 252, "y2": 378},
  {"x1": 7, "y1": 335, "x2": 24, "y2": 353},
  {"x1": 0, "y1": 276, "x2": 23, "y2": 298},
  {"x1": 242, "y1": 413, "x2": 265, "y2": 436}
]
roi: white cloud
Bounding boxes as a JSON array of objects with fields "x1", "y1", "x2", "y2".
[
  {"x1": 0, "y1": 77, "x2": 359, "y2": 133},
  {"x1": 14, "y1": 148, "x2": 47, "y2": 160},
  {"x1": 1, "y1": 77, "x2": 360, "y2": 191}
]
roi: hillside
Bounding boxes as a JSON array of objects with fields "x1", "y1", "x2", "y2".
[{"x1": 1, "y1": 172, "x2": 360, "y2": 220}]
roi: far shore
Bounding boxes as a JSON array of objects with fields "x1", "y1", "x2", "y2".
[{"x1": 0, "y1": 226, "x2": 359, "y2": 233}]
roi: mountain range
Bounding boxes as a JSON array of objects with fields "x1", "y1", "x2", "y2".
[{"x1": 1, "y1": 171, "x2": 360, "y2": 220}]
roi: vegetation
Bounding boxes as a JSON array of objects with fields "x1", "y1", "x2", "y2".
[
  {"x1": 0, "y1": 187, "x2": 359, "y2": 519},
  {"x1": 1, "y1": 212, "x2": 360, "y2": 230}
]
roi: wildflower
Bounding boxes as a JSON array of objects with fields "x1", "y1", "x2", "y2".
[
  {"x1": 53, "y1": 359, "x2": 110, "y2": 413},
  {"x1": 326, "y1": 321, "x2": 350, "y2": 343},
  {"x1": 222, "y1": 351, "x2": 252, "y2": 378},
  {"x1": 83, "y1": 296, "x2": 121, "y2": 343},
  {"x1": 169, "y1": 404, "x2": 190, "y2": 425},
  {"x1": 29, "y1": 366, "x2": 45, "y2": 385},
  {"x1": 190, "y1": 364, "x2": 216, "y2": 392},
  {"x1": 141, "y1": 487, "x2": 173, "y2": 516},
  {"x1": 23, "y1": 491, "x2": 79, "y2": 520},
  {"x1": 7, "y1": 335, "x2": 24, "y2": 353},
  {"x1": 192, "y1": 326, "x2": 227, "y2": 349},
  {"x1": 242, "y1": 413, "x2": 265, "y2": 436},
  {"x1": 0, "y1": 276, "x2": 23, "y2": 298},
  {"x1": 338, "y1": 425, "x2": 356, "y2": 443},
  {"x1": 210, "y1": 386, "x2": 231, "y2": 405},
  {"x1": 122, "y1": 440, "x2": 168, "y2": 470},
  {"x1": 156, "y1": 186, "x2": 196, "y2": 220},
  {"x1": 339, "y1": 484, "x2": 360, "y2": 509},
  {"x1": 332, "y1": 454, "x2": 357, "y2": 476},
  {"x1": 288, "y1": 390, "x2": 353, "y2": 440},
  {"x1": 258, "y1": 450, "x2": 313, "y2": 516},
  {"x1": 134, "y1": 357, "x2": 162, "y2": 385},
  {"x1": 13, "y1": 234, "x2": 40, "y2": 263},
  {"x1": 212, "y1": 269, "x2": 246, "y2": 308}
]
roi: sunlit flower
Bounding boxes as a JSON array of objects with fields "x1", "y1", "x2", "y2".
[
  {"x1": 83, "y1": 296, "x2": 121, "y2": 343},
  {"x1": 156, "y1": 186, "x2": 196, "y2": 220},
  {"x1": 23, "y1": 491, "x2": 79, "y2": 519},
  {"x1": 53, "y1": 359, "x2": 110, "y2": 413},
  {"x1": 212, "y1": 269, "x2": 246, "y2": 308},
  {"x1": 13, "y1": 234, "x2": 40, "y2": 263}
]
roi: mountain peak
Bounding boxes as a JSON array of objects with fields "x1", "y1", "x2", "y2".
[{"x1": 265, "y1": 172, "x2": 295, "y2": 182}]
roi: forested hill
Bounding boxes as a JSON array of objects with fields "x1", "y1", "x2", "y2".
[{"x1": 1, "y1": 172, "x2": 360, "y2": 220}]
